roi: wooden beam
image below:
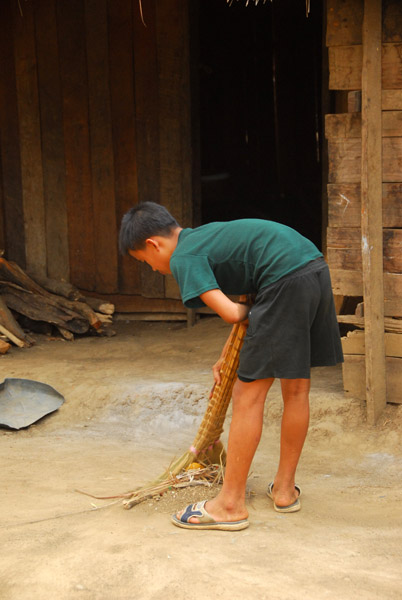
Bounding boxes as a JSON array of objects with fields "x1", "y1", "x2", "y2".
[
  {"x1": 107, "y1": 0, "x2": 141, "y2": 295},
  {"x1": 57, "y1": 0, "x2": 95, "y2": 291},
  {"x1": 132, "y1": 0, "x2": 164, "y2": 299},
  {"x1": 326, "y1": 111, "x2": 402, "y2": 138},
  {"x1": 329, "y1": 43, "x2": 402, "y2": 90},
  {"x1": 13, "y1": 0, "x2": 47, "y2": 280},
  {"x1": 0, "y1": 0, "x2": 26, "y2": 268},
  {"x1": 337, "y1": 315, "x2": 402, "y2": 334},
  {"x1": 85, "y1": 0, "x2": 118, "y2": 293},
  {"x1": 328, "y1": 183, "x2": 402, "y2": 228},
  {"x1": 361, "y1": 0, "x2": 386, "y2": 423},
  {"x1": 34, "y1": 0, "x2": 70, "y2": 282},
  {"x1": 327, "y1": 227, "x2": 402, "y2": 273}
]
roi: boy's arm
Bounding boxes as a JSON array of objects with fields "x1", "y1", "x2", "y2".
[
  {"x1": 199, "y1": 289, "x2": 249, "y2": 324},
  {"x1": 208, "y1": 293, "x2": 251, "y2": 387}
]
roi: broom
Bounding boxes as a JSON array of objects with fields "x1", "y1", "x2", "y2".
[{"x1": 122, "y1": 321, "x2": 247, "y2": 509}]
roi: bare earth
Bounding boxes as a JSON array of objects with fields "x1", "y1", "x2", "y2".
[{"x1": 0, "y1": 317, "x2": 401, "y2": 600}]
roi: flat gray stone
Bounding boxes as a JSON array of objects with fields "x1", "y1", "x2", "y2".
[{"x1": 0, "y1": 378, "x2": 64, "y2": 429}]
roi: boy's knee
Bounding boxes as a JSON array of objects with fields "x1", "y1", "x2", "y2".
[{"x1": 281, "y1": 378, "x2": 310, "y2": 399}]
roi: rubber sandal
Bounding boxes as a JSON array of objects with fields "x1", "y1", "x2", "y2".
[
  {"x1": 266, "y1": 482, "x2": 302, "y2": 513},
  {"x1": 171, "y1": 500, "x2": 250, "y2": 531}
]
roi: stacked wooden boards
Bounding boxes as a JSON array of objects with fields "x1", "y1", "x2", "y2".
[{"x1": 325, "y1": 0, "x2": 402, "y2": 412}]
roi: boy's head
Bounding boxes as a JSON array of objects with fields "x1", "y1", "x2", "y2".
[
  {"x1": 119, "y1": 202, "x2": 181, "y2": 275},
  {"x1": 119, "y1": 202, "x2": 179, "y2": 254}
]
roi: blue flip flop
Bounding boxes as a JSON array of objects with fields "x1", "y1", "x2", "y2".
[
  {"x1": 267, "y1": 482, "x2": 302, "y2": 513},
  {"x1": 171, "y1": 500, "x2": 249, "y2": 531}
]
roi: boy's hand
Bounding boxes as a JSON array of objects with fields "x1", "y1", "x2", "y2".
[
  {"x1": 212, "y1": 356, "x2": 224, "y2": 387},
  {"x1": 236, "y1": 302, "x2": 249, "y2": 322}
]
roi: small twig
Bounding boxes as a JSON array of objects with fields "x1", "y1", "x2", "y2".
[
  {"x1": 138, "y1": 0, "x2": 147, "y2": 27},
  {"x1": 1, "y1": 499, "x2": 120, "y2": 529}
]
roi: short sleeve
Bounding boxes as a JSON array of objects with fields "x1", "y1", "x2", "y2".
[{"x1": 170, "y1": 254, "x2": 220, "y2": 308}]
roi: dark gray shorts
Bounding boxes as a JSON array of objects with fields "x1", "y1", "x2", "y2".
[{"x1": 237, "y1": 258, "x2": 344, "y2": 381}]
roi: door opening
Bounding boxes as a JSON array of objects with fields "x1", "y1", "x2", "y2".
[{"x1": 195, "y1": 0, "x2": 324, "y2": 249}]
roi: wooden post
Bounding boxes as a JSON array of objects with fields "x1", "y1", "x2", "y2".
[{"x1": 361, "y1": 0, "x2": 386, "y2": 424}]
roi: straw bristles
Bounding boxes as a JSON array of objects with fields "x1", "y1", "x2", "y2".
[{"x1": 122, "y1": 322, "x2": 247, "y2": 510}]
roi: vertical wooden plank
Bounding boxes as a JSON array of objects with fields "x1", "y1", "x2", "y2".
[
  {"x1": 34, "y1": 0, "x2": 70, "y2": 282},
  {"x1": 132, "y1": 0, "x2": 164, "y2": 298},
  {"x1": 108, "y1": 0, "x2": 140, "y2": 293},
  {"x1": 85, "y1": 0, "x2": 118, "y2": 293},
  {"x1": 361, "y1": 0, "x2": 386, "y2": 423},
  {"x1": 0, "y1": 152, "x2": 4, "y2": 252},
  {"x1": 0, "y1": 152, "x2": 5, "y2": 252},
  {"x1": 57, "y1": 0, "x2": 95, "y2": 291},
  {"x1": 156, "y1": 0, "x2": 192, "y2": 227},
  {"x1": 188, "y1": 1, "x2": 201, "y2": 228},
  {"x1": 132, "y1": 0, "x2": 160, "y2": 205},
  {"x1": 326, "y1": 0, "x2": 363, "y2": 46},
  {"x1": 13, "y1": 0, "x2": 47, "y2": 279},
  {"x1": 0, "y1": 0, "x2": 26, "y2": 268}
]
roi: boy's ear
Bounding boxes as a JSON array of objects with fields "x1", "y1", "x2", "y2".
[{"x1": 144, "y1": 237, "x2": 159, "y2": 250}]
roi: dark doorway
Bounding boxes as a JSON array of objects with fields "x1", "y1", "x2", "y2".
[{"x1": 195, "y1": 0, "x2": 323, "y2": 249}]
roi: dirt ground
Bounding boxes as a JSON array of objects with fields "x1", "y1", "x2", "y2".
[{"x1": 0, "y1": 316, "x2": 401, "y2": 600}]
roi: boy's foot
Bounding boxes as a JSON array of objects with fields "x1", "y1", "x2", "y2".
[
  {"x1": 172, "y1": 500, "x2": 249, "y2": 531},
  {"x1": 173, "y1": 497, "x2": 248, "y2": 528},
  {"x1": 266, "y1": 482, "x2": 302, "y2": 513}
]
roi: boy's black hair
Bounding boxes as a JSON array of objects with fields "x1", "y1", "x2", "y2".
[{"x1": 119, "y1": 202, "x2": 179, "y2": 254}]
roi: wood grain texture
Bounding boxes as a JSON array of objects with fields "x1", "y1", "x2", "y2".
[
  {"x1": 326, "y1": 0, "x2": 402, "y2": 46},
  {"x1": 328, "y1": 183, "x2": 402, "y2": 227},
  {"x1": 0, "y1": 0, "x2": 25, "y2": 268},
  {"x1": 342, "y1": 355, "x2": 402, "y2": 403},
  {"x1": 133, "y1": 0, "x2": 164, "y2": 298},
  {"x1": 108, "y1": 0, "x2": 140, "y2": 294},
  {"x1": 361, "y1": 0, "x2": 386, "y2": 421},
  {"x1": 327, "y1": 227, "x2": 402, "y2": 273},
  {"x1": 329, "y1": 269, "x2": 402, "y2": 316},
  {"x1": 342, "y1": 330, "x2": 402, "y2": 358},
  {"x1": 329, "y1": 44, "x2": 402, "y2": 90},
  {"x1": 326, "y1": 111, "x2": 402, "y2": 138},
  {"x1": 326, "y1": 0, "x2": 363, "y2": 47},
  {"x1": 382, "y1": 89, "x2": 402, "y2": 109},
  {"x1": 383, "y1": 0, "x2": 402, "y2": 42},
  {"x1": 156, "y1": 0, "x2": 192, "y2": 226},
  {"x1": 34, "y1": 0, "x2": 70, "y2": 281},
  {"x1": 13, "y1": 0, "x2": 47, "y2": 279},
  {"x1": 85, "y1": 0, "x2": 118, "y2": 293},
  {"x1": 328, "y1": 137, "x2": 402, "y2": 182},
  {"x1": 57, "y1": 0, "x2": 95, "y2": 290}
]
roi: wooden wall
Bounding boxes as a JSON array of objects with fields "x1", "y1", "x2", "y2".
[
  {"x1": 0, "y1": 0, "x2": 193, "y2": 311},
  {"x1": 325, "y1": 0, "x2": 402, "y2": 317},
  {"x1": 325, "y1": 0, "x2": 402, "y2": 409}
]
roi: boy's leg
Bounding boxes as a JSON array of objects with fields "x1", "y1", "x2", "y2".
[
  {"x1": 176, "y1": 377, "x2": 274, "y2": 524},
  {"x1": 270, "y1": 378, "x2": 310, "y2": 508}
]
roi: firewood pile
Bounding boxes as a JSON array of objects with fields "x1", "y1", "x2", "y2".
[{"x1": 0, "y1": 257, "x2": 115, "y2": 355}]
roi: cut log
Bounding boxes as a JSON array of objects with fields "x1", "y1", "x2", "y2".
[
  {"x1": 0, "y1": 296, "x2": 34, "y2": 346},
  {"x1": 57, "y1": 326, "x2": 74, "y2": 341},
  {"x1": 0, "y1": 283, "x2": 89, "y2": 334},
  {"x1": 84, "y1": 296, "x2": 115, "y2": 315},
  {"x1": 0, "y1": 257, "x2": 102, "y2": 331},
  {"x1": 0, "y1": 258, "x2": 48, "y2": 296},
  {"x1": 32, "y1": 274, "x2": 84, "y2": 301},
  {"x1": 0, "y1": 258, "x2": 107, "y2": 345},
  {"x1": 95, "y1": 312, "x2": 113, "y2": 324},
  {"x1": 0, "y1": 324, "x2": 26, "y2": 348},
  {"x1": 0, "y1": 338, "x2": 11, "y2": 354}
]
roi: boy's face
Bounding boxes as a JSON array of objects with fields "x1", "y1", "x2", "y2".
[{"x1": 129, "y1": 239, "x2": 172, "y2": 275}]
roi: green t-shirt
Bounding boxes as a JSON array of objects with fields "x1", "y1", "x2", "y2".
[{"x1": 170, "y1": 219, "x2": 322, "y2": 308}]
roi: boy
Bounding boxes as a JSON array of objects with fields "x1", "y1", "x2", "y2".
[{"x1": 119, "y1": 201, "x2": 343, "y2": 531}]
